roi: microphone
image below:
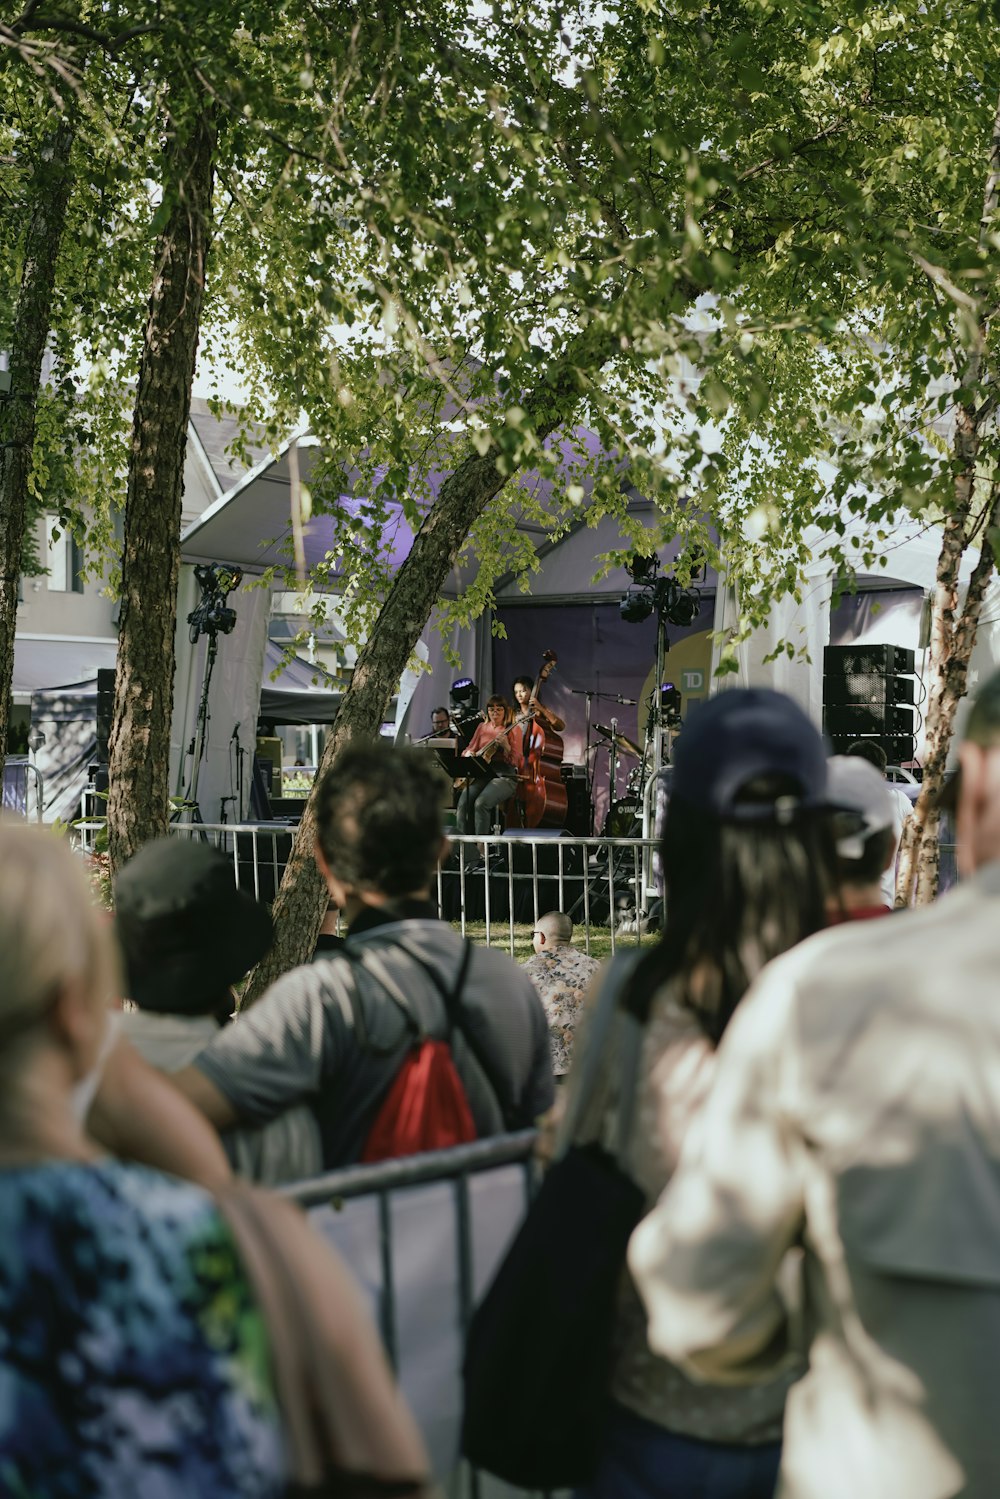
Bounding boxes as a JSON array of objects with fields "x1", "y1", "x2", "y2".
[
  {"x1": 231, "y1": 721, "x2": 241, "y2": 743},
  {"x1": 615, "y1": 696, "x2": 638, "y2": 705}
]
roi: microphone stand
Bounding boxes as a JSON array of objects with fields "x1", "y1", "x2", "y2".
[
  {"x1": 569, "y1": 687, "x2": 638, "y2": 835},
  {"x1": 579, "y1": 688, "x2": 596, "y2": 833}
]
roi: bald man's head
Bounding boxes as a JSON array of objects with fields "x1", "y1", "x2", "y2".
[{"x1": 533, "y1": 911, "x2": 573, "y2": 952}]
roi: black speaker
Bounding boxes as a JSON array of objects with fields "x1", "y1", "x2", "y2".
[
  {"x1": 824, "y1": 673, "x2": 915, "y2": 708},
  {"x1": 96, "y1": 668, "x2": 115, "y2": 765},
  {"x1": 828, "y1": 733, "x2": 916, "y2": 763},
  {"x1": 560, "y1": 768, "x2": 592, "y2": 836},
  {"x1": 823, "y1": 703, "x2": 916, "y2": 737},
  {"x1": 823, "y1": 642, "x2": 917, "y2": 763},
  {"x1": 824, "y1": 644, "x2": 915, "y2": 676}
]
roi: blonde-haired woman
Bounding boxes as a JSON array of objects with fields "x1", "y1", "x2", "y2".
[{"x1": 0, "y1": 821, "x2": 429, "y2": 1497}]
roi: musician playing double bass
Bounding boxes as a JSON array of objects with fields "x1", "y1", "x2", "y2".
[
  {"x1": 512, "y1": 656, "x2": 569, "y2": 828},
  {"x1": 456, "y1": 696, "x2": 523, "y2": 840},
  {"x1": 512, "y1": 676, "x2": 565, "y2": 738}
]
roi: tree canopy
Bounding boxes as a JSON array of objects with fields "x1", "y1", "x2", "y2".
[{"x1": 3, "y1": 0, "x2": 999, "y2": 924}]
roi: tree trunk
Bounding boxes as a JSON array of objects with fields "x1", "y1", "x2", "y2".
[
  {"x1": 897, "y1": 91, "x2": 1000, "y2": 903},
  {"x1": 106, "y1": 102, "x2": 215, "y2": 870},
  {"x1": 0, "y1": 119, "x2": 75, "y2": 775},
  {"x1": 244, "y1": 325, "x2": 611, "y2": 1000},
  {"x1": 897, "y1": 485, "x2": 1000, "y2": 903}
]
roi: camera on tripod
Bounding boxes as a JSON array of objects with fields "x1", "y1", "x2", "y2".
[{"x1": 187, "y1": 563, "x2": 242, "y2": 645}]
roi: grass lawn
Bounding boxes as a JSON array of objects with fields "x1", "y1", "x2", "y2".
[{"x1": 454, "y1": 920, "x2": 648, "y2": 964}]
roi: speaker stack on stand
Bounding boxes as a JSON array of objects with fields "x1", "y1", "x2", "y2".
[
  {"x1": 823, "y1": 644, "x2": 918, "y2": 766},
  {"x1": 92, "y1": 667, "x2": 116, "y2": 796}
]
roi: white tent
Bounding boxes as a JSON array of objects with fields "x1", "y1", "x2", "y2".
[{"x1": 178, "y1": 436, "x2": 1000, "y2": 806}]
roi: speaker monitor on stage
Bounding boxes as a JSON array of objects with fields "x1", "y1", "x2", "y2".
[
  {"x1": 822, "y1": 642, "x2": 918, "y2": 765},
  {"x1": 823, "y1": 702, "x2": 916, "y2": 738},
  {"x1": 255, "y1": 736, "x2": 283, "y2": 798},
  {"x1": 560, "y1": 764, "x2": 592, "y2": 837},
  {"x1": 824, "y1": 673, "x2": 916, "y2": 708},
  {"x1": 96, "y1": 668, "x2": 115, "y2": 768},
  {"x1": 823, "y1": 644, "x2": 916, "y2": 677},
  {"x1": 828, "y1": 733, "x2": 917, "y2": 764}
]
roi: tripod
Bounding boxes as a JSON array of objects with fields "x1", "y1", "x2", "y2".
[{"x1": 177, "y1": 629, "x2": 221, "y2": 825}]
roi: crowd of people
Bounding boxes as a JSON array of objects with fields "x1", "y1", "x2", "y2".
[{"x1": 3, "y1": 666, "x2": 999, "y2": 1496}]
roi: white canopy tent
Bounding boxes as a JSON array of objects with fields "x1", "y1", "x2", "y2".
[{"x1": 178, "y1": 433, "x2": 1000, "y2": 796}]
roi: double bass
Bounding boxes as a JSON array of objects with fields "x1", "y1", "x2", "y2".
[{"x1": 515, "y1": 650, "x2": 568, "y2": 829}]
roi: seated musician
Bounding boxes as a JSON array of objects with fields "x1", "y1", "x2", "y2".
[{"x1": 456, "y1": 696, "x2": 522, "y2": 843}]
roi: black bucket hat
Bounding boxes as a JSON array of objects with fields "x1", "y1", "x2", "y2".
[{"x1": 114, "y1": 838, "x2": 274, "y2": 1015}]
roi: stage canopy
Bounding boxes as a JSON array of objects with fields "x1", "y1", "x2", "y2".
[
  {"x1": 177, "y1": 423, "x2": 1000, "y2": 815},
  {"x1": 29, "y1": 639, "x2": 343, "y2": 824}
]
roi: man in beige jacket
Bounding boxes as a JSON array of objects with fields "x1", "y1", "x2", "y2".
[{"x1": 630, "y1": 669, "x2": 1000, "y2": 1499}]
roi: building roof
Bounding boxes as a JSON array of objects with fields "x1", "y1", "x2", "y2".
[{"x1": 188, "y1": 398, "x2": 274, "y2": 494}]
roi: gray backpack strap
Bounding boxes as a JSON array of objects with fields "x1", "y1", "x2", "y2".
[
  {"x1": 340, "y1": 945, "x2": 423, "y2": 1054},
  {"x1": 342, "y1": 939, "x2": 474, "y2": 1051}
]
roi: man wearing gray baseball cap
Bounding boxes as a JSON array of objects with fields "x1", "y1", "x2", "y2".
[{"x1": 825, "y1": 755, "x2": 898, "y2": 922}]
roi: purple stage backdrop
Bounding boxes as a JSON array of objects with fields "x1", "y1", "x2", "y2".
[{"x1": 493, "y1": 597, "x2": 714, "y2": 831}]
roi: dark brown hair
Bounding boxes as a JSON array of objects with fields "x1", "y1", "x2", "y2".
[{"x1": 315, "y1": 742, "x2": 449, "y2": 896}]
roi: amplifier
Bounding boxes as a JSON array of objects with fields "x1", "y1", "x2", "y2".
[
  {"x1": 823, "y1": 703, "x2": 916, "y2": 737},
  {"x1": 824, "y1": 673, "x2": 915, "y2": 708},
  {"x1": 824, "y1": 644, "x2": 915, "y2": 676},
  {"x1": 827, "y1": 733, "x2": 916, "y2": 764}
]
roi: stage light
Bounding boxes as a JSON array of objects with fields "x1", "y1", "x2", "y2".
[
  {"x1": 625, "y1": 553, "x2": 660, "y2": 584},
  {"x1": 658, "y1": 579, "x2": 700, "y2": 627},
  {"x1": 449, "y1": 677, "x2": 479, "y2": 710},
  {"x1": 620, "y1": 588, "x2": 655, "y2": 624},
  {"x1": 660, "y1": 682, "x2": 683, "y2": 727}
]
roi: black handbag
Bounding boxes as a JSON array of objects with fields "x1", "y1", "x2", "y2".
[{"x1": 461, "y1": 952, "x2": 646, "y2": 1490}]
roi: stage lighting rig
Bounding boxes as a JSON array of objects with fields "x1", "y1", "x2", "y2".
[
  {"x1": 187, "y1": 562, "x2": 242, "y2": 645},
  {"x1": 660, "y1": 681, "x2": 683, "y2": 727},
  {"x1": 620, "y1": 553, "x2": 701, "y2": 628},
  {"x1": 448, "y1": 677, "x2": 482, "y2": 734}
]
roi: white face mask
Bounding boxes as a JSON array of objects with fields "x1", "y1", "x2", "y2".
[{"x1": 69, "y1": 1010, "x2": 120, "y2": 1128}]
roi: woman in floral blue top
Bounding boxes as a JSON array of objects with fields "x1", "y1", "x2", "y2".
[
  {"x1": 0, "y1": 1159, "x2": 285, "y2": 1496},
  {"x1": 0, "y1": 822, "x2": 287, "y2": 1496}
]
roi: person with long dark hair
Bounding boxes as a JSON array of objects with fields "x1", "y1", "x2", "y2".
[
  {"x1": 631, "y1": 672, "x2": 1000, "y2": 1499},
  {"x1": 564, "y1": 688, "x2": 838, "y2": 1499}
]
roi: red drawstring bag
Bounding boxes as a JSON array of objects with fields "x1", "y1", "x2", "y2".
[
  {"x1": 361, "y1": 1039, "x2": 477, "y2": 1163},
  {"x1": 349, "y1": 939, "x2": 479, "y2": 1164}
]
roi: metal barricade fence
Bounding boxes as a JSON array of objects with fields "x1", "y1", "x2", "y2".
[
  {"x1": 1, "y1": 757, "x2": 43, "y2": 821},
  {"x1": 163, "y1": 820, "x2": 659, "y2": 953},
  {"x1": 284, "y1": 1132, "x2": 563, "y2": 1499},
  {"x1": 161, "y1": 819, "x2": 963, "y2": 924}
]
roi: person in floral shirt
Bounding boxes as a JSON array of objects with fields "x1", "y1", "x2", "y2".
[{"x1": 520, "y1": 911, "x2": 600, "y2": 1077}]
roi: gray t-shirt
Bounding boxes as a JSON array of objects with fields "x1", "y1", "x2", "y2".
[{"x1": 192, "y1": 916, "x2": 554, "y2": 1168}]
